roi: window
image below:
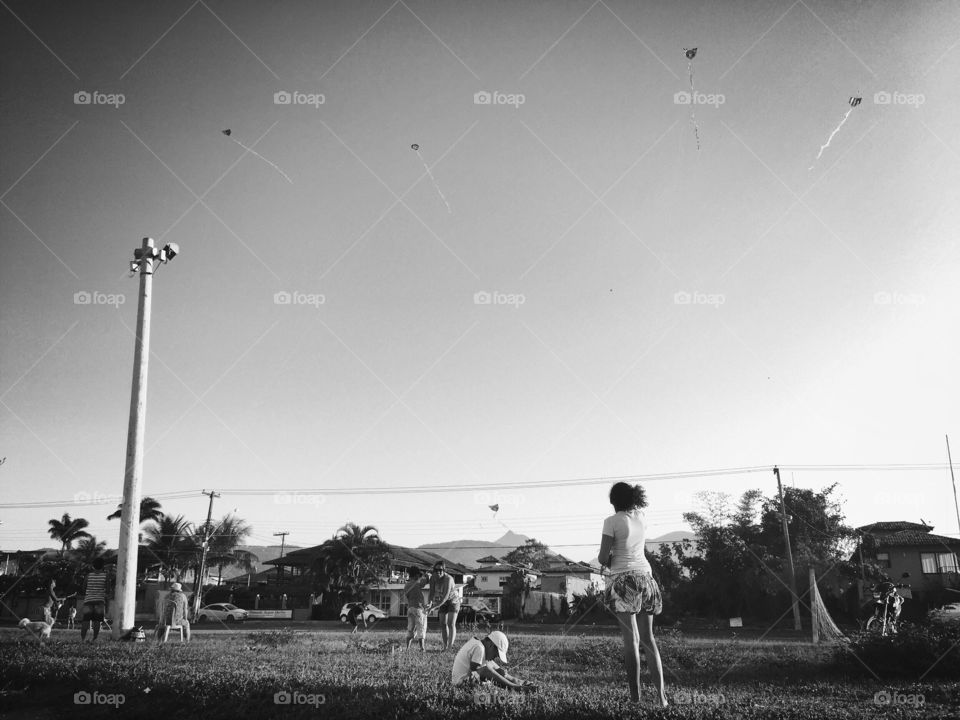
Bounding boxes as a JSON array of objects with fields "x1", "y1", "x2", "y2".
[
  {"x1": 369, "y1": 591, "x2": 392, "y2": 615},
  {"x1": 480, "y1": 575, "x2": 488, "y2": 583},
  {"x1": 921, "y1": 552, "x2": 959, "y2": 574},
  {"x1": 875, "y1": 553, "x2": 890, "y2": 568},
  {"x1": 937, "y1": 552, "x2": 959, "y2": 573}
]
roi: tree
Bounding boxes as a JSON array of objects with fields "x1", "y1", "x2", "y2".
[
  {"x1": 143, "y1": 514, "x2": 194, "y2": 583},
  {"x1": 310, "y1": 523, "x2": 391, "y2": 607},
  {"x1": 107, "y1": 496, "x2": 164, "y2": 525},
  {"x1": 71, "y1": 536, "x2": 108, "y2": 568},
  {"x1": 504, "y1": 539, "x2": 552, "y2": 571},
  {"x1": 205, "y1": 514, "x2": 258, "y2": 584},
  {"x1": 757, "y1": 483, "x2": 855, "y2": 578},
  {"x1": 47, "y1": 513, "x2": 92, "y2": 557}
]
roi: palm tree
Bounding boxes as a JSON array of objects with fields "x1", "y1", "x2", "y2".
[
  {"x1": 107, "y1": 496, "x2": 164, "y2": 524},
  {"x1": 310, "y1": 523, "x2": 389, "y2": 604},
  {"x1": 71, "y1": 536, "x2": 108, "y2": 568},
  {"x1": 205, "y1": 514, "x2": 258, "y2": 585},
  {"x1": 47, "y1": 514, "x2": 92, "y2": 557},
  {"x1": 143, "y1": 514, "x2": 193, "y2": 583}
]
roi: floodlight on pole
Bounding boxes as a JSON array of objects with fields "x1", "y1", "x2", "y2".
[{"x1": 113, "y1": 237, "x2": 178, "y2": 639}]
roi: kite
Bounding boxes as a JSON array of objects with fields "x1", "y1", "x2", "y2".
[
  {"x1": 411, "y1": 143, "x2": 452, "y2": 213},
  {"x1": 221, "y1": 129, "x2": 292, "y2": 184},
  {"x1": 683, "y1": 48, "x2": 701, "y2": 151},
  {"x1": 489, "y1": 504, "x2": 500, "y2": 516},
  {"x1": 809, "y1": 97, "x2": 862, "y2": 168}
]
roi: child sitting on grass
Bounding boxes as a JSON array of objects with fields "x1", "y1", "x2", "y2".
[{"x1": 451, "y1": 631, "x2": 537, "y2": 692}]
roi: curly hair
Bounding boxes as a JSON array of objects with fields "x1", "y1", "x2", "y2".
[{"x1": 609, "y1": 482, "x2": 647, "y2": 512}]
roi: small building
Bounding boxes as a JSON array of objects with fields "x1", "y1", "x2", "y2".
[
  {"x1": 855, "y1": 520, "x2": 960, "y2": 612},
  {"x1": 539, "y1": 561, "x2": 605, "y2": 602}
]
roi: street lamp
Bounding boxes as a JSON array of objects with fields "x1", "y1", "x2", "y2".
[{"x1": 113, "y1": 237, "x2": 179, "y2": 639}]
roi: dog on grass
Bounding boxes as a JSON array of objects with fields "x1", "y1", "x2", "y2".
[{"x1": 18, "y1": 617, "x2": 53, "y2": 644}]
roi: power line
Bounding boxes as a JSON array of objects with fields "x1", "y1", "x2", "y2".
[{"x1": 2, "y1": 462, "x2": 953, "y2": 508}]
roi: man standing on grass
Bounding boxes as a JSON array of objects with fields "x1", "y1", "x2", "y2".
[
  {"x1": 404, "y1": 567, "x2": 429, "y2": 651},
  {"x1": 79, "y1": 558, "x2": 109, "y2": 642},
  {"x1": 429, "y1": 561, "x2": 460, "y2": 651}
]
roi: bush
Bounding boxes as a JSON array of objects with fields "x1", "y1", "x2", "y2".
[{"x1": 834, "y1": 623, "x2": 960, "y2": 678}]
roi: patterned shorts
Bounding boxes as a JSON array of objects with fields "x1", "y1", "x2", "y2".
[
  {"x1": 407, "y1": 608, "x2": 427, "y2": 639},
  {"x1": 605, "y1": 572, "x2": 663, "y2": 615}
]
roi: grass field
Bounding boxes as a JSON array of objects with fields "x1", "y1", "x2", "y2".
[{"x1": 0, "y1": 624, "x2": 956, "y2": 719}]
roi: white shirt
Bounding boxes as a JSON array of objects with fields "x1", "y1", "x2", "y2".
[
  {"x1": 451, "y1": 637, "x2": 497, "y2": 685},
  {"x1": 602, "y1": 509, "x2": 651, "y2": 574}
]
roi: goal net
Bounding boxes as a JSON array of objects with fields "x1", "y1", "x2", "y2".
[{"x1": 810, "y1": 569, "x2": 846, "y2": 643}]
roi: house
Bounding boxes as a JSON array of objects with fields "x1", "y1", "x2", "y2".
[
  {"x1": 265, "y1": 543, "x2": 471, "y2": 618},
  {"x1": 539, "y1": 561, "x2": 605, "y2": 602},
  {"x1": 855, "y1": 520, "x2": 960, "y2": 611}
]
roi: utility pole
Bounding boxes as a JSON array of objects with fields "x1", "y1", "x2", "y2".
[
  {"x1": 274, "y1": 531, "x2": 289, "y2": 584},
  {"x1": 194, "y1": 490, "x2": 220, "y2": 616},
  {"x1": 113, "y1": 238, "x2": 179, "y2": 639},
  {"x1": 947, "y1": 435, "x2": 960, "y2": 536},
  {"x1": 774, "y1": 466, "x2": 802, "y2": 631}
]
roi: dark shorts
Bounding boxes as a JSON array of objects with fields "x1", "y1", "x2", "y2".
[
  {"x1": 437, "y1": 599, "x2": 461, "y2": 615},
  {"x1": 81, "y1": 601, "x2": 105, "y2": 623},
  {"x1": 605, "y1": 572, "x2": 663, "y2": 615}
]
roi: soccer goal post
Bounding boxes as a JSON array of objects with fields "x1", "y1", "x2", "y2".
[{"x1": 809, "y1": 568, "x2": 846, "y2": 644}]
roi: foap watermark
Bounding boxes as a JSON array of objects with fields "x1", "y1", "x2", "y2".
[
  {"x1": 673, "y1": 690, "x2": 725, "y2": 706},
  {"x1": 873, "y1": 91, "x2": 924, "y2": 108},
  {"x1": 674, "y1": 291, "x2": 725, "y2": 308},
  {"x1": 274, "y1": 290, "x2": 325, "y2": 307},
  {"x1": 273, "y1": 493, "x2": 325, "y2": 508},
  {"x1": 74, "y1": 491, "x2": 121, "y2": 506},
  {"x1": 474, "y1": 290, "x2": 525, "y2": 308},
  {"x1": 873, "y1": 291, "x2": 924, "y2": 306},
  {"x1": 474, "y1": 90, "x2": 525, "y2": 108},
  {"x1": 473, "y1": 688, "x2": 523, "y2": 707},
  {"x1": 74, "y1": 291, "x2": 125, "y2": 307},
  {"x1": 274, "y1": 90, "x2": 325, "y2": 108},
  {"x1": 474, "y1": 491, "x2": 525, "y2": 508},
  {"x1": 74, "y1": 90, "x2": 125, "y2": 108},
  {"x1": 873, "y1": 690, "x2": 924, "y2": 708},
  {"x1": 74, "y1": 691, "x2": 125, "y2": 707},
  {"x1": 274, "y1": 691, "x2": 326, "y2": 707},
  {"x1": 674, "y1": 91, "x2": 724, "y2": 107}
]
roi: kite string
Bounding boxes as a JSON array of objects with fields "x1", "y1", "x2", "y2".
[
  {"x1": 415, "y1": 149, "x2": 452, "y2": 213},
  {"x1": 686, "y1": 57, "x2": 701, "y2": 151},
  {"x1": 226, "y1": 136, "x2": 293, "y2": 184},
  {"x1": 812, "y1": 107, "x2": 853, "y2": 163}
]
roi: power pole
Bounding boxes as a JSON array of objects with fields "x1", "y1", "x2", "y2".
[
  {"x1": 274, "y1": 531, "x2": 289, "y2": 584},
  {"x1": 113, "y1": 238, "x2": 179, "y2": 638},
  {"x1": 947, "y1": 435, "x2": 960, "y2": 536},
  {"x1": 194, "y1": 490, "x2": 220, "y2": 616},
  {"x1": 774, "y1": 466, "x2": 802, "y2": 631}
]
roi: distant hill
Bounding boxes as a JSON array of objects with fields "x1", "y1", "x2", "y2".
[
  {"x1": 216, "y1": 545, "x2": 302, "y2": 581},
  {"x1": 419, "y1": 532, "x2": 533, "y2": 568}
]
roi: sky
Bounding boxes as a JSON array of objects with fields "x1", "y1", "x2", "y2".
[{"x1": 1, "y1": 0, "x2": 959, "y2": 563}]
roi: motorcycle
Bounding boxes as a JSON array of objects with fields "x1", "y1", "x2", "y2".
[{"x1": 866, "y1": 576, "x2": 910, "y2": 636}]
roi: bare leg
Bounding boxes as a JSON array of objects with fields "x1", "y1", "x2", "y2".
[
  {"x1": 439, "y1": 611, "x2": 448, "y2": 648},
  {"x1": 615, "y1": 612, "x2": 641, "y2": 702},
  {"x1": 637, "y1": 612, "x2": 667, "y2": 707},
  {"x1": 447, "y1": 609, "x2": 458, "y2": 649}
]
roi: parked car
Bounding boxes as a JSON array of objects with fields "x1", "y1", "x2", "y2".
[
  {"x1": 339, "y1": 602, "x2": 388, "y2": 624},
  {"x1": 938, "y1": 603, "x2": 960, "y2": 615},
  {"x1": 195, "y1": 603, "x2": 248, "y2": 623}
]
